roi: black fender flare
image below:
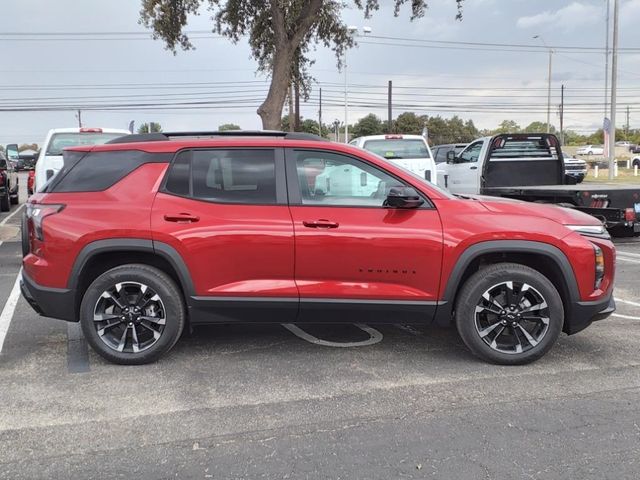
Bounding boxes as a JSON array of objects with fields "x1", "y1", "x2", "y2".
[
  {"x1": 67, "y1": 238, "x2": 195, "y2": 297},
  {"x1": 434, "y1": 240, "x2": 579, "y2": 326}
]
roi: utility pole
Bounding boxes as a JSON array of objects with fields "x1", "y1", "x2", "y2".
[
  {"x1": 626, "y1": 105, "x2": 630, "y2": 139},
  {"x1": 560, "y1": 84, "x2": 565, "y2": 145},
  {"x1": 608, "y1": 0, "x2": 619, "y2": 180},
  {"x1": 387, "y1": 80, "x2": 393, "y2": 133},
  {"x1": 344, "y1": 47, "x2": 349, "y2": 143},
  {"x1": 604, "y1": 0, "x2": 611, "y2": 118},
  {"x1": 318, "y1": 88, "x2": 322, "y2": 137},
  {"x1": 294, "y1": 82, "x2": 300, "y2": 132},
  {"x1": 546, "y1": 48, "x2": 553, "y2": 133},
  {"x1": 76, "y1": 109, "x2": 82, "y2": 128}
]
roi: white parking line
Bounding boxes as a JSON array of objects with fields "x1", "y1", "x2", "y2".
[
  {"x1": 0, "y1": 273, "x2": 21, "y2": 353},
  {"x1": 616, "y1": 256, "x2": 640, "y2": 265},
  {"x1": 0, "y1": 204, "x2": 25, "y2": 226},
  {"x1": 616, "y1": 250, "x2": 640, "y2": 258},
  {"x1": 282, "y1": 323, "x2": 383, "y2": 347},
  {"x1": 612, "y1": 313, "x2": 640, "y2": 320},
  {"x1": 615, "y1": 298, "x2": 640, "y2": 308}
]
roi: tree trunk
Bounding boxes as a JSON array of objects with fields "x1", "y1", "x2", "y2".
[{"x1": 257, "y1": 48, "x2": 292, "y2": 130}]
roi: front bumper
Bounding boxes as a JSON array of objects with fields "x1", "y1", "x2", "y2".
[
  {"x1": 565, "y1": 294, "x2": 615, "y2": 335},
  {"x1": 20, "y1": 270, "x2": 77, "y2": 322}
]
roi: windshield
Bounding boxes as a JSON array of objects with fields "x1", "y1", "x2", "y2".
[
  {"x1": 363, "y1": 139, "x2": 430, "y2": 159},
  {"x1": 45, "y1": 132, "x2": 125, "y2": 156}
]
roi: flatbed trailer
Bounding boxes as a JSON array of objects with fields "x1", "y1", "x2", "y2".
[{"x1": 438, "y1": 134, "x2": 640, "y2": 235}]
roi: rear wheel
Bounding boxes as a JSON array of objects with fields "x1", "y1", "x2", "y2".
[
  {"x1": 80, "y1": 264, "x2": 185, "y2": 365},
  {"x1": 455, "y1": 263, "x2": 563, "y2": 365}
]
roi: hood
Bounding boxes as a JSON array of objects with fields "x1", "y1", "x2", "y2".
[{"x1": 465, "y1": 194, "x2": 603, "y2": 226}]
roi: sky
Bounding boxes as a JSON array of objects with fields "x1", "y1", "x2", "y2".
[{"x1": 0, "y1": 0, "x2": 639, "y2": 146}]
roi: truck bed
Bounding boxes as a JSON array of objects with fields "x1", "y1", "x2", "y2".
[{"x1": 487, "y1": 183, "x2": 639, "y2": 193}]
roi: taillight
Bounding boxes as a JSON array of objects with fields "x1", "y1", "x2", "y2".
[
  {"x1": 625, "y1": 208, "x2": 635, "y2": 222},
  {"x1": 80, "y1": 127, "x2": 102, "y2": 133},
  {"x1": 26, "y1": 203, "x2": 65, "y2": 241},
  {"x1": 0, "y1": 175, "x2": 4, "y2": 186}
]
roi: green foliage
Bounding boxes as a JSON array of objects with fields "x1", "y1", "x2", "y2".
[
  {"x1": 218, "y1": 123, "x2": 241, "y2": 131},
  {"x1": 351, "y1": 114, "x2": 384, "y2": 138},
  {"x1": 139, "y1": 0, "x2": 463, "y2": 128},
  {"x1": 18, "y1": 143, "x2": 39, "y2": 152},
  {"x1": 394, "y1": 112, "x2": 424, "y2": 135},
  {"x1": 492, "y1": 119, "x2": 521, "y2": 134},
  {"x1": 524, "y1": 121, "x2": 556, "y2": 134},
  {"x1": 281, "y1": 114, "x2": 329, "y2": 137},
  {"x1": 138, "y1": 122, "x2": 163, "y2": 133}
]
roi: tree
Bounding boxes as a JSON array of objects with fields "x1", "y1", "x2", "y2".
[
  {"x1": 351, "y1": 114, "x2": 383, "y2": 138},
  {"x1": 140, "y1": 1, "x2": 463, "y2": 130},
  {"x1": 493, "y1": 120, "x2": 521, "y2": 134},
  {"x1": 524, "y1": 121, "x2": 556, "y2": 134},
  {"x1": 18, "y1": 143, "x2": 39, "y2": 152},
  {"x1": 218, "y1": 123, "x2": 241, "y2": 131},
  {"x1": 281, "y1": 114, "x2": 329, "y2": 136},
  {"x1": 394, "y1": 112, "x2": 425, "y2": 135},
  {"x1": 138, "y1": 122, "x2": 163, "y2": 133}
]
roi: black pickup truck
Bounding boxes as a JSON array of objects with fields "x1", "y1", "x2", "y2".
[{"x1": 438, "y1": 133, "x2": 640, "y2": 235}]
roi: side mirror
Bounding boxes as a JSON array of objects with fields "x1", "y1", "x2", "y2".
[
  {"x1": 384, "y1": 187, "x2": 424, "y2": 209},
  {"x1": 5, "y1": 144, "x2": 19, "y2": 161},
  {"x1": 446, "y1": 150, "x2": 456, "y2": 163}
]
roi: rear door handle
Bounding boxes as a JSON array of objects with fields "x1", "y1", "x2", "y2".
[
  {"x1": 164, "y1": 213, "x2": 200, "y2": 223},
  {"x1": 303, "y1": 219, "x2": 339, "y2": 229}
]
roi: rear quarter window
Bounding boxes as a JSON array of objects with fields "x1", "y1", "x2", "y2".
[{"x1": 49, "y1": 150, "x2": 171, "y2": 192}]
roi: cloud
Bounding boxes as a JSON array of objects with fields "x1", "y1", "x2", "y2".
[{"x1": 516, "y1": 2, "x2": 601, "y2": 30}]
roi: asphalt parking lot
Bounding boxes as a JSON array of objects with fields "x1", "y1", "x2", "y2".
[{"x1": 1, "y1": 173, "x2": 640, "y2": 479}]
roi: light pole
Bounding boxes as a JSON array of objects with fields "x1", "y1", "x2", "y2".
[
  {"x1": 344, "y1": 25, "x2": 371, "y2": 143},
  {"x1": 534, "y1": 35, "x2": 553, "y2": 134}
]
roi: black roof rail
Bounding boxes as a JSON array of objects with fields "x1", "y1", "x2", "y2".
[{"x1": 105, "y1": 130, "x2": 327, "y2": 144}]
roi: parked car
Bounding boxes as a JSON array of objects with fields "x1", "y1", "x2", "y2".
[
  {"x1": 21, "y1": 131, "x2": 615, "y2": 366},
  {"x1": 33, "y1": 127, "x2": 130, "y2": 192},
  {"x1": 436, "y1": 134, "x2": 640, "y2": 235},
  {"x1": 630, "y1": 145, "x2": 640, "y2": 154},
  {"x1": 432, "y1": 143, "x2": 468, "y2": 164},
  {"x1": 576, "y1": 145, "x2": 605, "y2": 156},
  {"x1": 0, "y1": 151, "x2": 19, "y2": 211},
  {"x1": 349, "y1": 134, "x2": 437, "y2": 182},
  {"x1": 615, "y1": 141, "x2": 632, "y2": 148},
  {"x1": 563, "y1": 155, "x2": 588, "y2": 183}
]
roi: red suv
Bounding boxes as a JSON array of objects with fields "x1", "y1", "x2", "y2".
[{"x1": 20, "y1": 131, "x2": 615, "y2": 365}]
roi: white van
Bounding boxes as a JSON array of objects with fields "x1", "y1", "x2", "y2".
[
  {"x1": 349, "y1": 134, "x2": 437, "y2": 183},
  {"x1": 35, "y1": 127, "x2": 130, "y2": 191}
]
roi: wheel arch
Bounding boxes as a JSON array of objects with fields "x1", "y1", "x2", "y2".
[
  {"x1": 435, "y1": 240, "x2": 579, "y2": 333},
  {"x1": 69, "y1": 239, "x2": 194, "y2": 320}
]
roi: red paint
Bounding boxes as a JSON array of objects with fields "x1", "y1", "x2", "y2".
[{"x1": 24, "y1": 137, "x2": 614, "y2": 306}]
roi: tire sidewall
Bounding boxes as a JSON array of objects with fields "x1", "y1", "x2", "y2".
[
  {"x1": 80, "y1": 265, "x2": 185, "y2": 365},
  {"x1": 455, "y1": 264, "x2": 564, "y2": 365}
]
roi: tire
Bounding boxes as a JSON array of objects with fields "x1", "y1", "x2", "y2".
[
  {"x1": 0, "y1": 192, "x2": 9, "y2": 212},
  {"x1": 633, "y1": 159, "x2": 640, "y2": 169},
  {"x1": 80, "y1": 264, "x2": 185, "y2": 365},
  {"x1": 455, "y1": 262, "x2": 564, "y2": 365}
]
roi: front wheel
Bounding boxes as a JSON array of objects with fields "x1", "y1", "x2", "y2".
[
  {"x1": 455, "y1": 263, "x2": 564, "y2": 365},
  {"x1": 80, "y1": 264, "x2": 185, "y2": 365}
]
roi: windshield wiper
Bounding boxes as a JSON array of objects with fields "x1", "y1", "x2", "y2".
[{"x1": 384, "y1": 155, "x2": 404, "y2": 160}]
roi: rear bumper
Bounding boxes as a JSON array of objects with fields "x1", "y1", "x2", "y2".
[
  {"x1": 565, "y1": 294, "x2": 615, "y2": 335},
  {"x1": 20, "y1": 270, "x2": 77, "y2": 322}
]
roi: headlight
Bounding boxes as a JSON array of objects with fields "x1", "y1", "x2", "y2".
[
  {"x1": 566, "y1": 224, "x2": 610, "y2": 239},
  {"x1": 593, "y1": 244, "x2": 605, "y2": 289}
]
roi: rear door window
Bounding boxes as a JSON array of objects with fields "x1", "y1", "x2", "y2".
[{"x1": 163, "y1": 149, "x2": 279, "y2": 205}]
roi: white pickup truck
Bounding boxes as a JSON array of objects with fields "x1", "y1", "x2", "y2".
[{"x1": 437, "y1": 133, "x2": 640, "y2": 235}]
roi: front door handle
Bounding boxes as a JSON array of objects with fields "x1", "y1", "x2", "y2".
[
  {"x1": 303, "y1": 219, "x2": 339, "y2": 229},
  {"x1": 164, "y1": 213, "x2": 200, "y2": 223},
  {"x1": 470, "y1": 166, "x2": 478, "y2": 170}
]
